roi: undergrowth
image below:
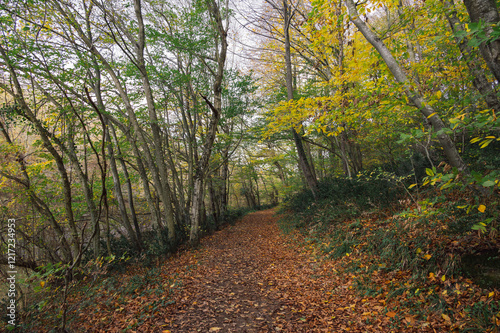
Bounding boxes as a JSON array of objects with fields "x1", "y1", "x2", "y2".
[
  {"x1": 279, "y1": 171, "x2": 500, "y2": 332},
  {"x1": 13, "y1": 262, "x2": 181, "y2": 332}
]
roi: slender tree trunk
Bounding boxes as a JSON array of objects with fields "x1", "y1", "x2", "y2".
[
  {"x1": 274, "y1": 161, "x2": 287, "y2": 186},
  {"x1": 0, "y1": 90, "x2": 80, "y2": 259},
  {"x1": 106, "y1": 127, "x2": 141, "y2": 250},
  {"x1": 133, "y1": 0, "x2": 177, "y2": 242},
  {"x1": 208, "y1": 176, "x2": 220, "y2": 229},
  {"x1": 108, "y1": 124, "x2": 142, "y2": 244},
  {"x1": 283, "y1": 0, "x2": 318, "y2": 195},
  {"x1": 303, "y1": 139, "x2": 317, "y2": 180},
  {"x1": 189, "y1": 0, "x2": 228, "y2": 246},
  {"x1": 86, "y1": 34, "x2": 143, "y2": 251},
  {"x1": 254, "y1": 175, "x2": 261, "y2": 207},
  {"x1": 108, "y1": 121, "x2": 163, "y2": 238},
  {"x1": 344, "y1": 0, "x2": 467, "y2": 171}
]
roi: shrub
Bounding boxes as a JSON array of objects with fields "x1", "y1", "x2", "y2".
[{"x1": 283, "y1": 170, "x2": 405, "y2": 216}]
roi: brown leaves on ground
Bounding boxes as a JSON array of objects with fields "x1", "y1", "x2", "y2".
[{"x1": 58, "y1": 209, "x2": 498, "y2": 332}]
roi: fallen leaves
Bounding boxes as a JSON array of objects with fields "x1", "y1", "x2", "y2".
[
  {"x1": 27, "y1": 209, "x2": 499, "y2": 333},
  {"x1": 386, "y1": 311, "x2": 397, "y2": 318},
  {"x1": 441, "y1": 313, "x2": 451, "y2": 325}
]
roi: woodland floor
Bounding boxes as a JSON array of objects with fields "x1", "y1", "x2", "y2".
[
  {"x1": 163, "y1": 208, "x2": 340, "y2": 333},
  {"x1": 53, "y1": 208, "x2": 494, "y2": 332}
]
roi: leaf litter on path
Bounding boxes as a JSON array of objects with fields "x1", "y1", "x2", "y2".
[{"x1": 70, "y1": 209, "x2": 477, "y2": 332}]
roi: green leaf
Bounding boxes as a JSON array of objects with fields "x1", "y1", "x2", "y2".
[
  {"x1": 482, "y1": 180, "x2": 496, "y2": 187},
  {"x1": 471, "y1": 224, "x2": 486, "y2": 232}
]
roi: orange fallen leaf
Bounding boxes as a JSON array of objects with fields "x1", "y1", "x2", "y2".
[
  {"x1": 386, "y1": 311, "x2": 397, "y2": 318},
  {"x1": 442, "y1": 313, "x2": 451, "y2": 325}
]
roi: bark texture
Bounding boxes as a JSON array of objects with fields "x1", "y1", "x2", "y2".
[{"x1": 463, "y1": 0, "x2": 500, "y2": 82}]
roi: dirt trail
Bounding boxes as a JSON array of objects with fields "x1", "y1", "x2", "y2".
[
  {"x1": 74, "y1": 209, "x2": 398, "y2": 332},
  {"x1": 165, "y1": 209, "x2": 343, "y2": 332}
]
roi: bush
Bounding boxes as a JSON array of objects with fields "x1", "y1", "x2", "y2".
[{"x1": 282, "y1": 170, "x2": 405, "y2": 215}]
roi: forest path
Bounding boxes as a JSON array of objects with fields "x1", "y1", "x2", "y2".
[
  {"x1": 70, "y1": 208, "x2": 434, "y2": 332},
  {"x1": 164, "y1": 209, "x2": 346, "y2": 332},
  {"x1": 71, "y1": 208, "x2": 430, "y2": 332}
]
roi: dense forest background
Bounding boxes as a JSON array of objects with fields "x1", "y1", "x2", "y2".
[{"x1": 0, "y1": 0, "x2": 499, "y2": 331}]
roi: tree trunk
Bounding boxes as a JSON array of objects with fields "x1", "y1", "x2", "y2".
[
  {"x1": 443, "y1": 0, "x2": 500, "y2": 112},
  {"x1": 108, "y1": 121, "x2": 163, "y2": 238},
  {"x1": 463, "y1": 0, "x2": 500, "y2": 82},
  {"x1": 108, "y1": 123, "x2": 142, "y2": 245},
  {"x1": 344, "y1": 0, "x2": 467, "y2": 171},
  {"x1": 189, "y1": 0, "x2": 227, "y2": 246},
  {"x1": 274, "y1": 161, "x2": 287, "y2": 186},
  {"x1": 283, "y1": 0, "x2": 318, "y2": 195},
  {"x1": 133, "y1": 0, "x2": 177, "y2": 242},
  {"x1": 106, "y1": 127, "x2": 141, "y2": 251},
  {"x1": 0, "y1": 121, "x2": 74, "y2": 263}
]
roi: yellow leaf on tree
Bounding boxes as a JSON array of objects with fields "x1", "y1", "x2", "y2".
[
  {"x1": 478, "y1": 205, "x2": 486, "y2": 213},
  {"x1": 470, "y1": 137, "x2": 481, "y2": 143}
]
